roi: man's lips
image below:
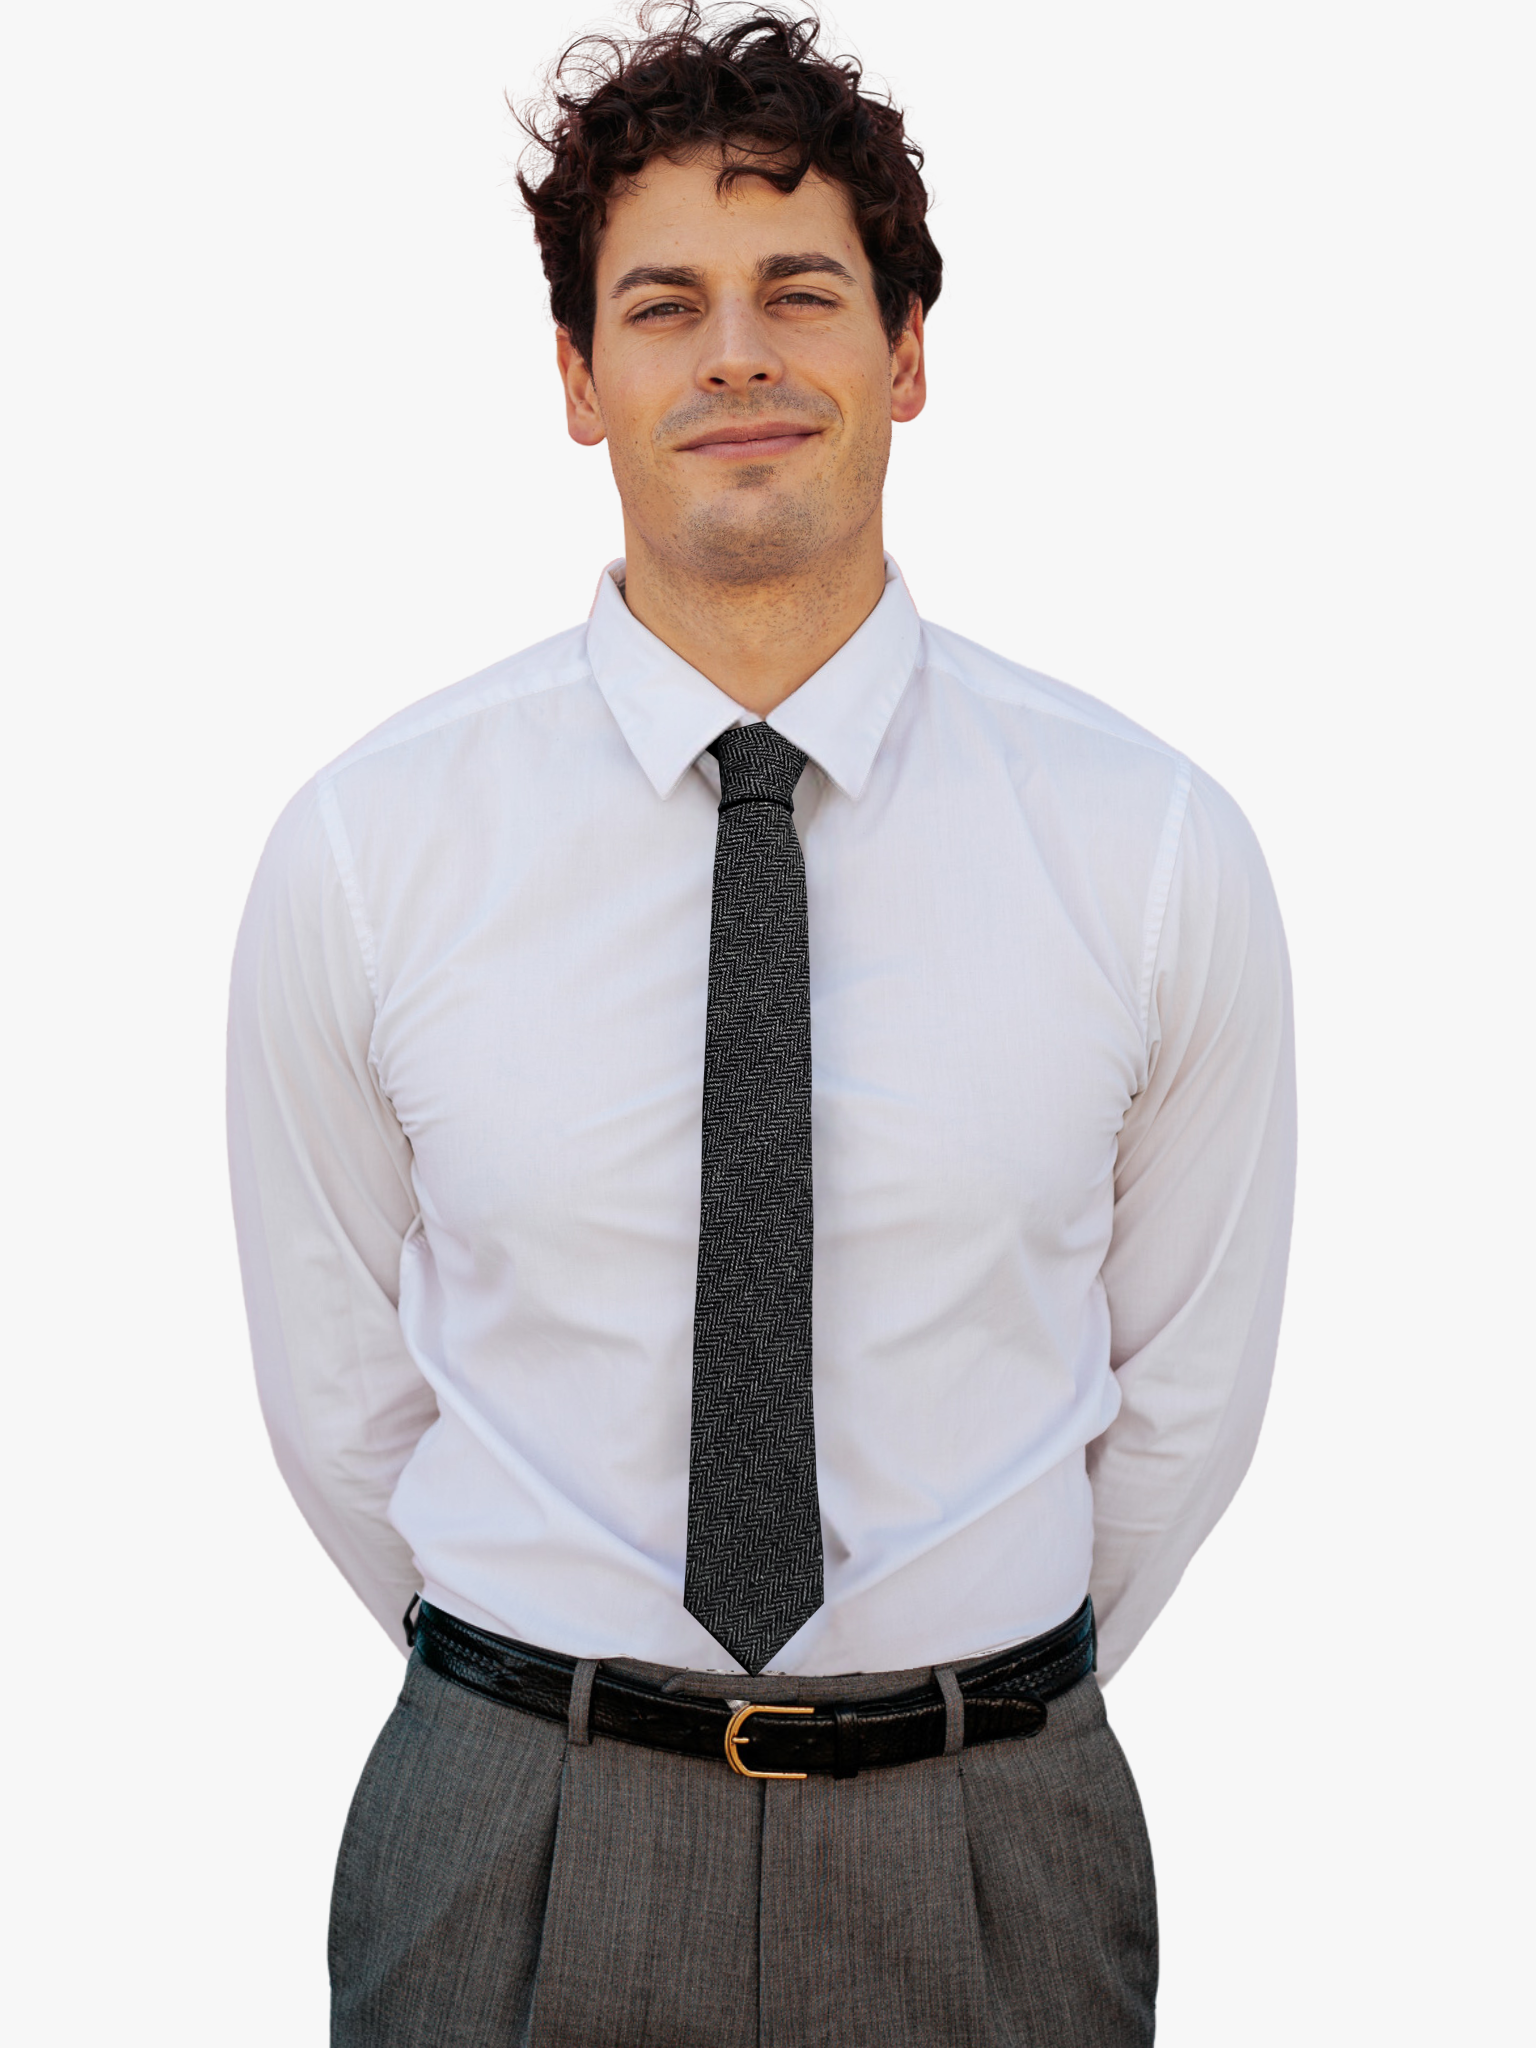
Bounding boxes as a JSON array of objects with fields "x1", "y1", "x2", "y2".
[{"x1": 675, "y1": 423, "x2": 822, "y2": 458}]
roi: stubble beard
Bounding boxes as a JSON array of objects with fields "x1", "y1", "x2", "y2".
[
  {"x1": 678, "y1": 467, "x2": 835, "y2": 585},
  {"x1": 625, "y1": 385, "x2": 889, "y2": 592},
  {"x1": 667, "y1": 426, "x2": 889, "y2": 590}
]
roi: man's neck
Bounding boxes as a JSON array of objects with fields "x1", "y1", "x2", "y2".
[{"x1": 618, "y1": 520, "x2": 889, "y2": 716}]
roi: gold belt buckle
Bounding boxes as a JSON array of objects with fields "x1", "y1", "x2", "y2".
[{"x1": 723, "y1": 1702, "x2": 813, "y2": 1780}]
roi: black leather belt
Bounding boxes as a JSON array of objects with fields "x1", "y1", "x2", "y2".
[{"x1": 412, "y1": 1597, "x2": 1095, "y2": 1780}]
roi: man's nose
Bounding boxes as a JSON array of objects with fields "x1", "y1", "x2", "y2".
[{"x1": 695, "y1": 298, "x2": 785, "y2": 392}]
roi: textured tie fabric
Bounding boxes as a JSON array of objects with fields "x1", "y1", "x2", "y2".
[{"x1": 684, "y1": 722, "x2": 824, "y2": 1675}]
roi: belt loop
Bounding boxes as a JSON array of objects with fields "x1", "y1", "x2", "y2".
[
  {"x1": 833, "y1": 1707, "x2": 861, "y2": 1780},
  {"x1": 402, "y1": 1593, "x2": 421, "y2": 1649},
  {"x1": 568, "y1": 1660, "x2": 599, "y2": 1746},
  {"x1": 935, "y1": 1666, "x2": 965, "y2": 1758}
]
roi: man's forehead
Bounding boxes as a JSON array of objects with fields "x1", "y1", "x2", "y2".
[{"x1": 597, "y1": 155, "x2": 865, "y2": 282}]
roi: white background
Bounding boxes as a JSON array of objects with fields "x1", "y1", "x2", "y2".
[{"x1": 3, "y1": 3, "x2": 1532, "y2": 2040}]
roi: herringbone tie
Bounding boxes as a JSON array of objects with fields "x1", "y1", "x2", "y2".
[{"x1": 684, "y1": 722, "x2": 823, "y2": 1674}]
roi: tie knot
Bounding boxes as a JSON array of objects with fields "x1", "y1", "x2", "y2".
[{"x1": 709, "y1": 724, "x2": 808, "y2": 812}]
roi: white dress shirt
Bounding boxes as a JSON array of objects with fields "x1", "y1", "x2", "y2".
[{"x1": 228, "y1": 558, "x2": 1295, "y2": 1680}]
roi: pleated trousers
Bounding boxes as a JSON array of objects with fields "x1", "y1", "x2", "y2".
[{"x1": 330, "y1": 1644, "x2": 1157, "y2": 2046}]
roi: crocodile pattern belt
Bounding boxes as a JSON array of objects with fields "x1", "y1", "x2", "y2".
[{"x1": 412, "y1": 1597, "x2": 1095, "y2": 1780}]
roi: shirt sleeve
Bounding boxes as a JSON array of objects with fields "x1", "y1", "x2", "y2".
[
  {"x1": 227, "y1": 779, "x2": 435, "y2": 1651},
  {"x1": 1088, "y1": 766, "x2": 1297, "y2": 1680}
]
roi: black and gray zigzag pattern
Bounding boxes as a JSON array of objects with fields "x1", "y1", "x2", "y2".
[{"x1": 684, "y1": 723, "x2": 824, "y2": 1675}]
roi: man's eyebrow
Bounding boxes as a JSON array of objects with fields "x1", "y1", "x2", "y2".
[
  {"x1": 609, "y1": 264, "x2": 703, "y2": 298},
  {"x1": 756, "y1": 252, "x2": 857, "y2": 285},
  {"x1": 608, "y1": 253, "x2": 858, "y2": 299}
]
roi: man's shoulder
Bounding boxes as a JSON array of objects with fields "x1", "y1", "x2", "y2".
[
  {"x1": 917, "y1": 619, "x2": 1187, "y2": 773},
  {"x1": 915, "y1": 618, "x2": 1277, "y2": 944},
  {"x1": 318, "y1": 623, "x2": 594, "y2": 789}
]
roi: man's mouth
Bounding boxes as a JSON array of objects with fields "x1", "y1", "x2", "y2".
[{"x1": 675, "y1": 422, "x2": 822, "y2": 459}]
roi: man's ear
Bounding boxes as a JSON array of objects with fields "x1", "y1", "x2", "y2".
[
  {"x1": 890, "y1": 301, "x2": 926, "y2": 425},
  {"x1": 557, "y1": 329, "x2": 606, "y2": 447}
]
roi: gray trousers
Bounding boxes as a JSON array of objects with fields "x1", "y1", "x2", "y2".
[{"x1": 331, "y1": 1644, "x2": 1157, "y2": 2046}]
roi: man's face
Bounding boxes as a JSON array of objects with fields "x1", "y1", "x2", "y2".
[{"x1": 558, "y1": 151, "x2": 925, "y2": 584}]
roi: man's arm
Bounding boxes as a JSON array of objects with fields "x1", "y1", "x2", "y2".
[
  {"x1": 1089, "y1": 767, "x2": 1297, "y2": 1680},
  {"x1": 227, "y1": 781, "x2": 436, "y2": 1649}
]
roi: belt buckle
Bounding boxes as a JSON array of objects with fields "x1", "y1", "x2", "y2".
[{"x1": 723, "y1": 1702, "x2": 813, "y2": 1780}]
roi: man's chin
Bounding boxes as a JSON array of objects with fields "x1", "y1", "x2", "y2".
[{"x1": 674, "y1": 493, "x2": 833, "y2": 585}]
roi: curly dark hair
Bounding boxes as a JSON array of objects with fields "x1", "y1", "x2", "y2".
[{"x1": 516, "y1": 4, "x2": 941, "y2": 367}]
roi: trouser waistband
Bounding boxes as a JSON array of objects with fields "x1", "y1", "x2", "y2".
[{"x1": 410, "y1": 1598, "x2": 1096, "y2": 1780}]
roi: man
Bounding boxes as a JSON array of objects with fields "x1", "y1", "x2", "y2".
[{"x1": 228, "y1": 9, "x2": 1294, "y2": 2044}]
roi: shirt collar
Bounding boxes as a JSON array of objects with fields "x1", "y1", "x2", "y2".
[{"x1": 585, "y1": 555, "x2": 922, "y2": 801}]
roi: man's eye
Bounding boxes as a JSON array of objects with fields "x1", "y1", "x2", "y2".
[
  {"x1": 631, "y1": 300, "x2": 692, "y2": 322},
  {"x1": 773, "y1": 292, "x2": 836, "y2": 308}
]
